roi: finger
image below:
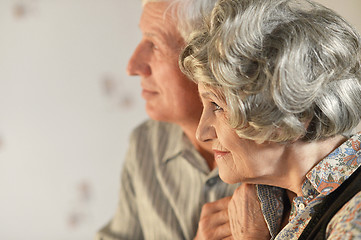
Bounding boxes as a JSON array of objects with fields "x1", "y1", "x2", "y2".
[
  {"x1": 223, "y1": 236, "x2": 234, "y2": 240},
  {"x1": 197, "y1": 222, "x2": 232, "y2": 240},
  {"x1": 199, "y1": 207, "x2": 229, "y2": 228},
  {"x1": 200, "y1": 196, "x2": 232, "y2": 217},
  {"x1": 213, "y1": 222, "x2": 232, "y2": 240}
]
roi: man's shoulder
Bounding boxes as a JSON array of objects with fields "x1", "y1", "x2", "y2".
[
  {"x1": 131, "y1": 119, "x2": 182, "y2": 140},
  {"x1": 126, "y1": 119, "x2": 184, "y2": 167}
]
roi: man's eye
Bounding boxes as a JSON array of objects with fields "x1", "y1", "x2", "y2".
[
  {"x1": 149, "y1": 42, "x2": 159, "y2": 50},
  {"x1": 152, "y1": 44, "x2": 159, "y2": 50},
  {"x1": 211, "y1": 102, "x2": 223, "y2": 112},
  {"x1": 145, "y1": 41, "x2": 159, "y2": 51}
]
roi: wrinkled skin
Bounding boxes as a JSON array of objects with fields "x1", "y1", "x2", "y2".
[
  {"x1": 194, "y1": 196, "x2": 233, "y2": 240},
  {"x1": 228, "y1": 184, "x2": 270, "y2": 240}
]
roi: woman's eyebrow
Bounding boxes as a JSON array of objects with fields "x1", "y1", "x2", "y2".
[{"x1": 200, "y1": 91, "x2": 218, "y2": 100}]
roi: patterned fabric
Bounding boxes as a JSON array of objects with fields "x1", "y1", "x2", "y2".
[
  {"x1": 257, "y1": 185, "x2": 287, "y2": 239},
  {"x1": 95, "y1": 119, "x2": 240, "y2": 240},
  {"x1": 273, "y1": 133, "x2": 361, "y2": 239}
]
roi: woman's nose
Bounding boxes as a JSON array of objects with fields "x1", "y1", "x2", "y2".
[
  {"x1": 196, "y1": 112, "x2": 217, "y2": 142},
  {"x1": 126, "y1": 43, "x2": 151, "y2": 76}
]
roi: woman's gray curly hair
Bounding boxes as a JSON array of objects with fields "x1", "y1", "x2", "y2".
[{"x1": 180, "y1": 0, "x2": 361, "y2": 143}]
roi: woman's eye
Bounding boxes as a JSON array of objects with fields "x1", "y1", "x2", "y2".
[{"x1": 211, "y1": 102, "x2": 223, "y2": 112}]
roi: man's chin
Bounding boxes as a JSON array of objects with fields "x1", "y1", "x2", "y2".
[{"x1": 145, "y1": 105, "x2": 171, "y2": 123}]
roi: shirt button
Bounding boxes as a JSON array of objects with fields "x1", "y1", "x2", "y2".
[
  {"x1": 299, "y1": 203, "x2": 305, "y2": 210},
  {"x1": 206, "y1": 178, "x2": 218, "y2": 187}
]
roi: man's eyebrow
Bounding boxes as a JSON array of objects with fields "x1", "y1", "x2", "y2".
[
  {"x1": 144, "y1": 32, "x2": 157, "y2": 38},
  {"x1": 143, "y1": 31, "x2": 169, "y2": 45}
]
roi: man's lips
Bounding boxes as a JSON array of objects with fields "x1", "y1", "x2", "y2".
[
  {"x1": 213, "y1": 150, "x2": 230, "y2": 158},
  {"x1": 141, "y1": 89, "x2": 158, "y2": 99}
]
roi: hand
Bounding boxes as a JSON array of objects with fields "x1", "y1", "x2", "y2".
[
  {"x1": 194, "y1": 196, "x2": 233, "y2": 240},
  {"x1": 228, "y1": 184, "x2": 270, "y2": 240}
]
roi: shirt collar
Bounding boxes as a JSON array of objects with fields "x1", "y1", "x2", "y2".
[
  {"x1": 161, "y1": 123, "x2": 185, "y2": 164},
  {"x1": 160, "y1": 123, "x2": 211, "y2": 174},
  {"x1": 304, "y1": 132, "x2": 361, "y2": 197}
]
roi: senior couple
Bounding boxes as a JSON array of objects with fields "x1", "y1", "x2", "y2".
[{"x1": 96, "y1": 0, "x2": 361, "y2": 239}]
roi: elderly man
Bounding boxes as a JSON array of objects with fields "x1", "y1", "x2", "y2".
[{"x1": 95, "y1": 0, "x2": 239, "y2": 239}]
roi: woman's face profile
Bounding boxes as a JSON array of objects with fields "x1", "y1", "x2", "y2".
[{"x1": 197, "y1": 84, "x2": 288, "y2": 184}]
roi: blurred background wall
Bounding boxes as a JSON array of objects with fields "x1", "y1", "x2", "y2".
[
  {"x1": 0, "y1": 0, "x2": 360, "y2": 239},
  {"x1": 0, "y1": 0, "x2": 146, "y2": 239}
]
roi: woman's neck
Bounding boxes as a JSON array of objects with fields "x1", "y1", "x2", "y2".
[{"x1": 279, "y1": 135, "x2": 347, "y2": 197}]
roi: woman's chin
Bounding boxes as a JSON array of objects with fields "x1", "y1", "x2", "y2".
[{"x1": 218, "y1": 170, "x2": 241, "y2": 184}]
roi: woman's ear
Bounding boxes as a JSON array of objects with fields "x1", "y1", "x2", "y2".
[{"x1": 297, "y1": 117, "x2": 314, "y2": 142}]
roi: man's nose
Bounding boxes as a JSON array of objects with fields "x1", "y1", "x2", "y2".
[
  {"x1": 196, "y1": 112, "x2": 217, "y2": 142},
  {"x1": 126, "y1": 43, "x2": 151, "y2": 76}
]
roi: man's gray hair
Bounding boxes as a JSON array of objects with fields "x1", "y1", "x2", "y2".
[
  {"x1": 141, "y1": 0, "x2": 218, "y2": 40},
  {"x1": 141, "y1": 0, "x2": 163, "y2": 6},
  {"x1": 181, "y1": 0, "x2": 361, "y2": 143}
]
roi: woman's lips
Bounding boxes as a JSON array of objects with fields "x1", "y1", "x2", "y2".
[{"x1": 213, "y1": 150, "x2": 230, "y2": 159}]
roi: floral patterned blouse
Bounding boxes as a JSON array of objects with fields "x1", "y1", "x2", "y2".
[{"x1": 258, "y1": 132, "x2": 361, "y2": 239}]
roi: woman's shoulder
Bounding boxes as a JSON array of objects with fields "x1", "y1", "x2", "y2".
[{"x1": 326, "y1": 191, "x2": 361, "y2": 238}]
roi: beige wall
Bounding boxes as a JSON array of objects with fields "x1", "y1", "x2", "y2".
[
  {"x1": 0, "y1": 1, "x2": 360, "y2": 239},
  {"x1": 0, "y1": 1, "x2": 145, "y2": 239},
  {"x1": 315, "y1": 0, "x2": 361, "y2": 32}
]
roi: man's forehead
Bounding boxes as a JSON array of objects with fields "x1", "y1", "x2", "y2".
[
  {"x1": 139, "y1": 2, "x2": 175, "y2": 31},
  {"x1": 141, "y1": 1, "x2": 173, "y2": 22},
  {"x1": 139, "y1": 2, "x2": 183, "y2": 46},
  {"x1": 141, "y1": 0, "x2": 169, "y2": 7}
]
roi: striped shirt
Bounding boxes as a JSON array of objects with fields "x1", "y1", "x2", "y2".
[{"x1": 95, "y1": 119, "x2": 239, "y2": 240}]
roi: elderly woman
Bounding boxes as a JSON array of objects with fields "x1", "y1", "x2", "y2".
[{"x1": 180, "y1": 0, "x2": 361, "y2": 239}]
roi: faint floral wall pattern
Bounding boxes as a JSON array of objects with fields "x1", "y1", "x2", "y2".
[{"x1": 0, "y1": 0, "x2": 359, "y2": 240}]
